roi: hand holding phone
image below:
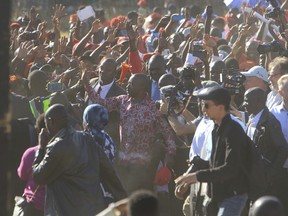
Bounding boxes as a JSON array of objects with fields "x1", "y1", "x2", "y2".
[{"x1": 77, "y1": 6, "x2": 95, "y2": 22}]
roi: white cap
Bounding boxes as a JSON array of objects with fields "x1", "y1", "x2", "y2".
[{"x1": 241, "y1": 66, "x2": 269, "y2": 82}]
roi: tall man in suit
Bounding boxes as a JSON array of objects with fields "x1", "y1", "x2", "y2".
[
  {"x1": 87, "y1": 58, "x2": 126, "y2": 151},
  {"x1": 243, "y1": 87, "x2": 288, "y2": 210}
]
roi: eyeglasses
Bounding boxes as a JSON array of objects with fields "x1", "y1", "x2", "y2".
[{"x1": 202, "y1": 102, "x2": 215, "y2": 109}]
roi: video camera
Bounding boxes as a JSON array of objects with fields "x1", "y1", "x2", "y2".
[
  {"x1": 160, "y1": 84, "x2": 190, "y2": 115},
  {"x1": 222, "y1": 71, "x2": 246, "y2": 95},
  {"x1": 257, "y1": 40, "x2": 288, "y2": 57}
]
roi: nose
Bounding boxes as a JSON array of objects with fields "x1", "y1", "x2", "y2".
[{"x1": 201, "y1": 103, "x2": 207, "y2": 113}]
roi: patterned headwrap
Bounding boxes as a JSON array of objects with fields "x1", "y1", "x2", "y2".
[{"x1": 83, "y1": 104, "x2": 115, "y2": 161}]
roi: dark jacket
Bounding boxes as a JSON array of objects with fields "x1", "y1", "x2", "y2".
[
  {"x1": 196, "y1": 114, "x2": 248, "y2": 203},
  {"x1": 32, "y1": 128, "x2": 126, "y2": 216},
  {"x1": 252, "y1": 107, "x2": 288, "y2": 201},
  {"x1": 86, "y1": 79, "x2": 126, "y2": 151}
]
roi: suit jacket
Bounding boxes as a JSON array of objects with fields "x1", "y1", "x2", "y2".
[
  {"x1": 86, "y1": 78, "x2": 126, "y2": 150},
  {"x1": 252, "y1": 107, "x2": 288, "y2": 200}
]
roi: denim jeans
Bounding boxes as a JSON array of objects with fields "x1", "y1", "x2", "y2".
[{"x1": 217, "y1": 193, "x2": 248, "y2": 216}]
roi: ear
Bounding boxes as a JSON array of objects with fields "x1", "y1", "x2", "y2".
[{"x1": 278, "y1": 89, "x2": 283, "y2": 97}]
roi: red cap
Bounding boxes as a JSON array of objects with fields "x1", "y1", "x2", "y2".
[
  {"x1": 137, "y1": 0, "x2": 147, "y2": 6},
  {"x1": 10, "y1": 22, "x2": 20, "y2": 28},
  {"x1": 154, "y1": 166, "x2": 172, "y2": 186}
]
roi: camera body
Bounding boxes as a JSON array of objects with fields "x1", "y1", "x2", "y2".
[
  {"x1": 223, "y1": 72, "x2": 246, "y2": 95},
  {"x1": 160, "y1": 84, "x2": 189, "y2": 115},
  {"x1": 266, "y1": 7, "x2": 281, "y2": 19},
  {"x1": 257, "y1": 40, "x2": 288, "y2": 57},
  {"x1": 257, "y1": 40, "x2": 281, "y2": 54}
]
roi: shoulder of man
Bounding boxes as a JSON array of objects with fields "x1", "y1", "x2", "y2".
[{"x1": 110, "y1": 81, "x2": 127, "y2": 96}]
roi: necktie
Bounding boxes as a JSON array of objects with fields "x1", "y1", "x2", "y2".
[{"x1": 97, "y1": 86, "x2": 102, "y2": 94}]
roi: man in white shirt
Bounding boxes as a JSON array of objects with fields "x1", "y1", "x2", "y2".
[
  {"x1": 271, "y1": 74, "x2": 288, "y2": 144},
  {"x1": 267, "y1": 57, "x2": 288, "y2": 110}
]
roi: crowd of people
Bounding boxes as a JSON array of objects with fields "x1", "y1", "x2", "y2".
[{"x1": 8, "y1": 0, "x2": 288, "y2": 215}]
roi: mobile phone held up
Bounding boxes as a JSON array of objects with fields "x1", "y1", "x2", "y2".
[
  {"x1": 46, "y1": 82, "x2": 65, "y2": 93},
  {"x1": 77, "y1": 5, "x2": 95, "y2": 22}
]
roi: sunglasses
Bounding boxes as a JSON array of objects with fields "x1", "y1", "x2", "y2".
[{"x1": 202, "y1": 101, "x2": 216, "y2": 109}]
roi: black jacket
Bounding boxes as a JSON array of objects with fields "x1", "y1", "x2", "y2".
[
  {"x1": 196, "y1": 114, "x2": 248, "y2": 203},
  {"x1": 252, "y1": 107, "x2": 288, "y2": 201},
  {"x1": 32, "y1": 128, "x2": 126, "y2": 216}
]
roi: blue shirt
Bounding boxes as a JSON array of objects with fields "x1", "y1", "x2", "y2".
[
  {"x1": 151, "y1": 80, "x2": 161, "y2": 101},
  {"x1": 271, "y1": 103, "x2": 288, "y2": 144}
]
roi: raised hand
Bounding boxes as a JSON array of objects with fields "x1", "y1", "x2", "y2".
[
  {"x1": 90, "y1": 19, "x2": 101, "y2": 34},
  {"x1": 203, "y1": 34, "x2": 217, "y2": 48},
  {"x1": 17, "y1": 41, "x2": 34, "y2": 59},
  {"x1": 58, "y1": 36, "x2": 68, "y2": 54},
  {"x1": 205, "y1": 5, "x2": 213, "y2": 17},
  {"x1": 37, "y1": 21, "x2": 48, "y2": 44},
  {"x1": 106, "y1": 28, "x2": 116, "y2": 43},
  {"x1": 53, "y1": 4, "x2": 66, "y2": 20},
  {"x1": 126, "y1": 21, "x2": 138, "y2": 41}
]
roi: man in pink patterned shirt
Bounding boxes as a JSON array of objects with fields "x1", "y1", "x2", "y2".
[{"x1": 83, "y1": 72, "x2": 176, "y2": 194}]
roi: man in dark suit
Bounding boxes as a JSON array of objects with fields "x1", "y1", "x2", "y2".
[
  {"x1": 243, "y1": 87, "x2": 288, "y2": 210},
  {"x1": 86, "y1": 58, "x2": 126, "y2": 152}
]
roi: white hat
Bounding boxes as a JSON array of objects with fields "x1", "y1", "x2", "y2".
[{"x1": 240, "y1": 66, "x2": 268, "y2": 82}]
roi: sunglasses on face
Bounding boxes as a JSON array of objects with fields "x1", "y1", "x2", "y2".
[{"x1": 202, "y1": 101, "x2": 217, "y2": 109}]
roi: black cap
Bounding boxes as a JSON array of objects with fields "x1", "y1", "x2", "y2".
[{"x1": 196, "y1": 86, "x2": 231, "y2": 106}]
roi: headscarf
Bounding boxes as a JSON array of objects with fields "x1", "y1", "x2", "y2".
[{"x1": 83, "y1": 104, "x2": 115, "y2": 162}]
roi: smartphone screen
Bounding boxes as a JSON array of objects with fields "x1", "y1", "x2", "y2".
[
  {"x1": 77, "y1": 6, "x2": 95, "y2": 22},
  {"x1": 46, "y1": 82, "x2": 64, "y2": 92}
]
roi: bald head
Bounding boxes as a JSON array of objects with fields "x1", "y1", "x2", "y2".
[
  {"x1": 132, "y1": 73, "x2": 150, "y2": 91},
  {"x1": 127, "y1": 74, "x2": 150, "y2": 99},
  {"x1": 49, "y1": 92, "x2": 70, "y2": 109},
  {"x1": 158, "y1": 74, "x2": 177, "y2": 88},
  {"x1": 250, "y1": 196, "x2": 284, "y2": 216},
  {"x1": 45, "y1": 104, "x2": 68, "y2": 135},
  {"x1": 245, "y1": 87, "x2": 267, "y2": 105},
  {"x1": 243, "y1": 87, "x2": 267, "y2": 115}
]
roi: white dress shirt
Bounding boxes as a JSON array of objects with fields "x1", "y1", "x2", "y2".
[
  {"x1": 189, "y1": 114, "x2": 246, "y2": 161},
  {"x1": 88, "y1": 80, "x2": 115, "y2": 105},
  {"x1": 271, "y1": 103, "x2": 288, "y2": 144},
  {"x1": 247, "y1": 109, "x2": 264, "y2": 140}
]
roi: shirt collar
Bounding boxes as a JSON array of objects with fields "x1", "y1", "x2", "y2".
[
  {"x1": 99, "y1": 79, "x2": 114, "y2": 88},
  {"x1": 249, "y1": 109, "x2": 264, "y2": 124}
]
